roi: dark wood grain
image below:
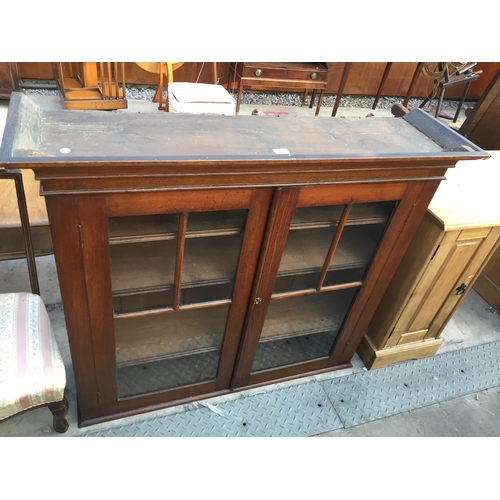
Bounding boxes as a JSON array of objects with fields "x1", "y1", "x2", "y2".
[
  {"x1": 3, "y1": 97, "x2": 488, "y2": 426},
  {"x1": 76, "y1": 194, "x2": 118, "y2": 413},
  {"x1": 0, "y1": 62, "x2": 20, "y2": 99},
  {"x1": 173, "y1": 213, "x2": 187, "y2": 311},
  {"x1": 316, "y1": 204, "x2": 351, "y2": 290},
  {"x1": 231, "y1": 188, "x2": 299, "y2": 388},
  {"x1": 44, "y1": 195, "x2": 102, "y2": 422},
  {"x1": 216, "y1": 188, "x2": 274, "y2": 390}
]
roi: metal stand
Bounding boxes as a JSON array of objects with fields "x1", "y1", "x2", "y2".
[{"x1": 419, "y1": 63, "x2": 480, "y2": 123}]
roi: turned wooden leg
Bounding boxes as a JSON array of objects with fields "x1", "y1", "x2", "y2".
[
  {"x1": 315, "y1": 89, "x2": 325, "y2": 116},
  {"x1": 47, "y1": 396, "x2": 69, "y2": 433}
]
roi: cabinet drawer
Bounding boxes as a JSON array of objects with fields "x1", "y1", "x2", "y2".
[{"x1": 241, "y1": 63, "x2": 328, "y2": 82}]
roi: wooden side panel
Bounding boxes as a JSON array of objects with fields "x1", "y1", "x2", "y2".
[
  {"x1": 76, "y1": 195, "x2": 118, "y2": 414},
  {"x1": 44, "y1": 195, "x2": 101, "y2": 422},
  {"x1": 366, "y1": 213, "x2": 443, "y2": 349}
]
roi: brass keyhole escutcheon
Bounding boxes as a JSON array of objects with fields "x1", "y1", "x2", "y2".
[
  {"x1": 310, "y1": 72, "x2": 318, "y2": 80},
  {"x1": 254, "y1": 297, "x2": 262, "y2": 304},
  {"x1": 255, "y1": 69, "x2": 263, "y2": 77}
]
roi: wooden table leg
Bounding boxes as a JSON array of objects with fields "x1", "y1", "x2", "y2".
[
  {"x1": 403, "y1": 62, "x2": 424, "y2": 108},
  {"x1": 303, "y1": 89, "x2": 309, "y2": 107},
  {"x1": 236, "y1": 85, "x2": 243, "y2": 113},
  {"x1": 332, "y1": 62, "x2": 352, "y2": 117},
  {"x1": 373, "y1": 62, "x2": 393, "y2": 110},
  {"x1": 315, "y1": 89, "x2": 325, "y2": 116}
]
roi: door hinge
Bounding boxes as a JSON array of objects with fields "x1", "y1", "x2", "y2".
[{"x1": 78, "y1": 224, "x2": 84, "y2": 249}]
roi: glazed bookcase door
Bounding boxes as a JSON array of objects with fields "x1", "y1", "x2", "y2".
[
  {"x1": 232, "y1": 183, "x2": 411, "y2": 388},
  {"x1": 93, "y1": 188, "x2": 272, "y2": 415}
]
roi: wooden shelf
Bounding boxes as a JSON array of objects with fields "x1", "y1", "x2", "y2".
[
  {"x1": 111, "y1": 220, "x2": 382, "y2": 298},
  {"x1": 109, "y1": 211, "x2": 247, "y2": 244},
  {"x1": 278, "y1": 224, "x2": 382, "y2": 277},
  {"x1": 261, "y1": 288, "x2": 355, "y2": 342},
  {"x1": 115, "y1": 304, "x2": 229, "y2": 365},
  {"x1": 110, "y1": 233, "x2": 243, "y2": 295},
  {"x1": 291, "y1": 202, "x2": 394, "y2": 230}
]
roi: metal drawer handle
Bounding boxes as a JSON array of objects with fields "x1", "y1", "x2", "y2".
[
  {"x1": 254, "y1": 69, "x2": 263, "y2": 77},
  {"x1": 456, "y1": 283, "x2": 467, "y2": 295},
  {"x1": 310, "y1": 72, "x2": 318, "y2": 80}
]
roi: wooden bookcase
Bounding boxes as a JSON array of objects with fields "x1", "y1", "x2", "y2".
[
  {"x1": 0, "y1": 93, "x2": 487, "y2": 427},
  {"x1": 360, "y1": 152, "x2": 500, "y2": 369}
]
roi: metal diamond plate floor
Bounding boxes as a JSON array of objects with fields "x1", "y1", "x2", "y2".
[{"x1": 82, "y1": 341, "x2": 500, "y2": 437}]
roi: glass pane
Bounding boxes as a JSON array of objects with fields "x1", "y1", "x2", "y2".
[
  {"x1": 109, "y1": 214, "x2": 178, "y2": 240},
  {"x1": 113, "y1": 289, "x2": 174, "y2": 315},
  {"x1": 115, "y1": 304, "x2": 230, "y2": 398},
  {"x1": 274, "y1": 202, "x2": 396, "y2": 293},
  {"x1": 181, "y1": 211, "x2": 247, "y2": 305},
  {"x1": 278, "y1": 226, "x2": 337, "y2": 277},
  {"x1": 186, "y1": 210, "x2": 247, "y2": 233},
  {"x1": 252, "y1": 288, "x2": 357, "y2": 372},
  {"x1": 110, "y1": 239, "x2": 177, "y2": 313}
]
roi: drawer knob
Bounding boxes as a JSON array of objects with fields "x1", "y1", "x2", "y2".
[
  {"x1": 310, "y1": 72, "x2": 318, "y2": 80},
  {"x1": 456, "y1": 283, "x2": 467, "y2": 295},
  {"x1": 254, "y1": 297, "x2": 262, "y2": 304},
  {"x1": 254, "y1": 69, "x2": 263, "y2": 77}
]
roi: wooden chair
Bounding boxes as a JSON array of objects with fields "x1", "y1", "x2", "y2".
[{"x1": 0, "y1": 292, "x2": 69, "y2": 433}]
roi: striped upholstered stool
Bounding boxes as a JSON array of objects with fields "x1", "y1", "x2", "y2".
[{"x1": 0, "y1": 292, "x2": 68, "y2": 433}]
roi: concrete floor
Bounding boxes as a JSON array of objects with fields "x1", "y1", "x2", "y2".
[{"x1": 1, "y1": 93, "x2": 500, "y2": 437}]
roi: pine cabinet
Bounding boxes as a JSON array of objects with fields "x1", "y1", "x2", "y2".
[
  {"x1": 360, "y1": 152, "x2": 500, "y2": 369},
  {"x1": 0, "y1": 93, "x2": 487, "y2": 427}
]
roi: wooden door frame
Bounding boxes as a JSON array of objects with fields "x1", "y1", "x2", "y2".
[
  {"x1": 231, "y1": 179, "x2": 440, "y2": 389},
  {"x1": 54, "y1": 187, "x2": 273, "y2": 425}
]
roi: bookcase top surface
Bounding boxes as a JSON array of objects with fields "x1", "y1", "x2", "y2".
[{"x1": 0, "y1": 93, "x2": 488, "y2": 166}]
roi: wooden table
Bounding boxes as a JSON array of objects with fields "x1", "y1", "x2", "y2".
[{"x1": 227, "y1": 62, "x2": 329, "y2": 115}]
